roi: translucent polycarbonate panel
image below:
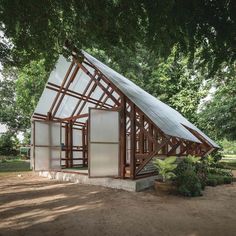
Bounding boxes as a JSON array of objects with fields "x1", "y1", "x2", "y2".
[
  {"x1": 30, "y1": 145, "x2": 34, "y2": 169},
  {"x1": 90, "y1": 143, "x2": 119, "y2": 177},
  {"x1": 73, "y1": 152, "x2": 82, "y2": 158},
  {"x1": 64, "y1": 63, "x2": 95, "y2": 108},
  {"x1": 35, "y1": 147, "x2": 50, "y2": 170},
  {"x1": 48, "y1": 55, "x2": 74, "y2": 85},
  {"x1": 176, "y1": 146, "x2": 180, "y2": 154},
  {"x1": 50, "y1": 149, "x2": 61, "y2": 169},
  {"x1": 31, "y1": 122, "x2": 34, "y2": 145},
  {"x1": 35, "y1": 122, "x2": 49, "y2": 146},
  {"x1": 105, "y1": 98, "x2": 115, "y2": 106},
  {"x1": 34, "y1": 88, "x2": 57, "y2": 116},
  {"x1": 90, "y1": 86, "x2": 104, "y2": 100},
  {"x1": 51, "y1": 122, "x2": 61, "y2": 146},
  {"x1": 55, "y1": 95, "x2": 78, "y2": 118},
  {"x1": 69, "y1": 68, "x2": 91, "y2": 94},
  {"x1": 75, "y1": 117, "x2": 87, "y2": 123},
  {"x1": 73, "y1": 129, "x2": 82, "y2": 146},
  {"x1": 61, "y1": 127, "x2": 65, "y2": 144},
  {"x1": 90, "y1": 110, "x2": 119, "y2": 143},
  {"x1": 80, "y1": 103, "x2": 95, "y2": 116}
]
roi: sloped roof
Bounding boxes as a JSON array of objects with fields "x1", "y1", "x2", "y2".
[
  {"x1": 82, "y1": 50, "x2": 219, "y2": 148},
  {"x1": 34, "y1": 50, "x2": 219, "y2": 148}
]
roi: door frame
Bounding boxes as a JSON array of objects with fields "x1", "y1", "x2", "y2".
[{"x1": 88, "y1": 108, "x2": 120, "y2": 178}]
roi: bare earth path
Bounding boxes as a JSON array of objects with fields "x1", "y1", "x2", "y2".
[{"x1": 0, "y1": 172, "x2": 236, "y2": 236}]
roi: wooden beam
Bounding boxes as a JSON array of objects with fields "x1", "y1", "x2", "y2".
[
  {"x1": 119, "y1": 96, "x2": 126, "y2": 178},
  {"x1": 135, "y1": 137, "x2": 170, "y2": 175},
  {"x1": 130, "y1": 103, "x2": 136, "y2": 179}
]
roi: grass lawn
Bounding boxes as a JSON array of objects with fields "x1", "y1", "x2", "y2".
[
  {"x1": 220, "y1": 158, "x2": 236, "y2": 170},
  {"x1": 0, "y1": 156, "x2": 31, "y2": 172},
  {"x1": 223, "y1": 154, "x2": 236, "y2": 159}
]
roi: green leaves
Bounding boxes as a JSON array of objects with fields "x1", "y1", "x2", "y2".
[
  {"x1": 153, "y1": 156, "x2": 177, "y2": 182},
  {"x1": 0, "y1": 0, "x2": 235, "y2": 71}
]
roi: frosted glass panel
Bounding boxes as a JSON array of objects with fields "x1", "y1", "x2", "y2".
[
  {"x1": 90, "y1": 143, "x2": 119, "y2": 177},
  {"x1": 34, "y1": 88, "x2": 57, "y2": 116},
  {"x1": 48, "y1": 55, "x2": 74, "y2": 85},
  {"x1": 35, "y1": 147, "x2": 50, "y2": 170},
  {"x1": 51, "y1": 122, "x2": 61, "y2": 146},
  {"x1": 55, "y1": 95, "x2": 78, "y2": 118},
  {"x1": 51, "y1": 149, "x2": 61, "y2": 169},
  {"x1": 90, "y1": 110, "x2": 119, "y2": 142},
  {"x1": 33, "y1": 121, "x2": 61, "y2": 170},
  {"x1": 89, "y1": 109, "x2": 119, "y2": 177},
  {"x1": 35, "y1": 122, "x2": 49, "y2": 145},
  {"x1": 73, "y1": 129, "x2": 82, "y2": 146}
]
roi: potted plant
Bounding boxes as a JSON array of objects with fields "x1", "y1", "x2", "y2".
[{"x1": 153, "y1": 156, "x2": 177, "y2": 193}]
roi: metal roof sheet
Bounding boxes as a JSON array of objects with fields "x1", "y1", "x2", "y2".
[{"x1": 82, "y1": 50, "x2": 219, "y2": 148}]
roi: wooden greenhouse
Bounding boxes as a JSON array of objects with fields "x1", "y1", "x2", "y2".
[{"x1": 31, "y1": 49, "x2": 219, "y2": 180}]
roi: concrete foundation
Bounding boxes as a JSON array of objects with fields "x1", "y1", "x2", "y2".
[{"x1": 38, "y1": 170, "x2": 157, "y2": 192}]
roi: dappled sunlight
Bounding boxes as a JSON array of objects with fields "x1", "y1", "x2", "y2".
[{"x1": 0, "y1": 174, "x2": 236, "y2": 236}]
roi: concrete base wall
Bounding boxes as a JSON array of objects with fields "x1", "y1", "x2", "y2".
[{"x1": 38, "y1": 171, "x2": 157, "y2": 192}]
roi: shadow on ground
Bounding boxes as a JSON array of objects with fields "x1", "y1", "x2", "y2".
[{"x1": 0, "y1": 173, "x2": 236, "y2": 236}]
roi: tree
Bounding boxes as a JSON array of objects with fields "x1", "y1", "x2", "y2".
[
  {"x1": 197, "y1": 65, "x2": 236, "y2": 140},
  {"x1": 16, "y1": 59, "x2": 48, "y2": 127},
  {"x1": 0, "y1": 0, "x2": 235, "y2": 73},
  {"x1": 0, "y1": 131, "x2": 19, "y2": 155},
  {"x1": 0, "y1": 68, "x2": 26, "y2": 132}
]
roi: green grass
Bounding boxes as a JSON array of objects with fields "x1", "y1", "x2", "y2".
[
  {"x1": 220, "y1": 159, "x2": 236, "y2": 170},
  {"x1": 223, "y1": 154, "x2": 236, "y2": 159},
  {"x1": 0, "y1": 157, "x2": 31, "y2": 172}
]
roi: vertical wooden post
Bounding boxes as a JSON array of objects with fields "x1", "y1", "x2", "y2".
[
  {"x1": 119, "y1": 96, "x2": 126, "y2": 178},
  {"x1": 65, "y1": 123, "x2": 69, "y2": 168},
  {"x1": 130, "y1": 103, "x2": 136, "y2": 179},
  {"x1": 82, "y1": 126, "x2": 86, "y2": 167},
  {"x1": 139, "y1": 114, "x2": 144, "y2": 154},
  {"x1": 69, "y1": 120, "x2": 73, "y2": 168},
  {"x1": 148, "y1": 123, "x2": 153, "y2": 153}
]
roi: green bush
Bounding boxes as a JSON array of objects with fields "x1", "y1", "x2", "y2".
[
  {"x1": 206, "y1": 178, "x2": 217, "y2": 186},
  {"x1": 175, "y1": 160, "x2": 202, "y2": 197},
  {"x1": 206, "y1": 174, "x2": 233, "y2": 186},
  {"x1": 223, "y1": 176, "x2": 233, "y2": 184},
  {"x1": 176, "y1": 167, "x2": 202, "y2": 197},
  {"x1": 195, "y1": 162, "x2": 208, "y2": 189}
]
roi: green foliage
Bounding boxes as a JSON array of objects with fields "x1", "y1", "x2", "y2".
[
  {"x1": 175, "y1": 156, "x2": 207, "y2": 196},
  {"x1": 0, "y1": 158, "x2": 30, "y2": 172},
  {"x1": 0, "y1": 0, "x2": 235, "y2": 72},
  {"x1": 153, "y1": 156, "x2": 177, "y2": 182},
  {"x1": 198, "y1": 68, "x2": 236, "y2": 141},
  {"x1": 0, "y1": 132, "x2": 19, "y2": 156},
  {"x1": 206, "y1": 178, "x2": 217, "y2": 187},
  {"x1": 16, "y1": 59, "x2": 48, "y2": 128},
  {"x1": 207, "y1": 174, "x2": 233, "y2": 186},
  {"x1": 176, "y1": 166, "x2": 202, "y2": 197},
  {"x1": 220, "y1": 139, "x2": 236, "y2": 155}
]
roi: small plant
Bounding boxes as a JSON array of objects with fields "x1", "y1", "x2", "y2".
[
  {"x1": 153, "y1": 156, "x2": 177, "y2": 182},
  {"x1": 177, "y1": 167, "x2": 202, "y2": 197},
  {"x1": 175, "y1": 157, "x2": 203, "y2": 197}
]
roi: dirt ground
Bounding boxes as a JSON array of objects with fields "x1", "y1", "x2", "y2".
[{"x1": 0, "y1": 173, "x2": 236, "y2": 236}]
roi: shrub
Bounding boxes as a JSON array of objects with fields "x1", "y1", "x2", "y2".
[
  {"x1": 206, "y1": 178, "x2": 217, "y2": 187},
  {"x1": 195, "y1": 162, "x2": 208, "y2": 189},
  {"x1": 223, "y1": 176, "x2": 233, "y2": 184},
  {"x1": 176, "y1": 167, "x2": 202, "y2": 197},
  {"x1": 153, "y1": 156, "x2": 177, "y2": 182},
  {"x1": 206, "y1": 174, "x2": 233, "y2": 186}
]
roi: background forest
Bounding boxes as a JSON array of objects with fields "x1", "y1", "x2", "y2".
[{"x1": 0, "y1": 0, "x2": 235, "y2": 155}]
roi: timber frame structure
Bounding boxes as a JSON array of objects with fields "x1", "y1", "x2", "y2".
[{"x1": 31, "y1": 49, "x2": 219, "y2": 180}]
